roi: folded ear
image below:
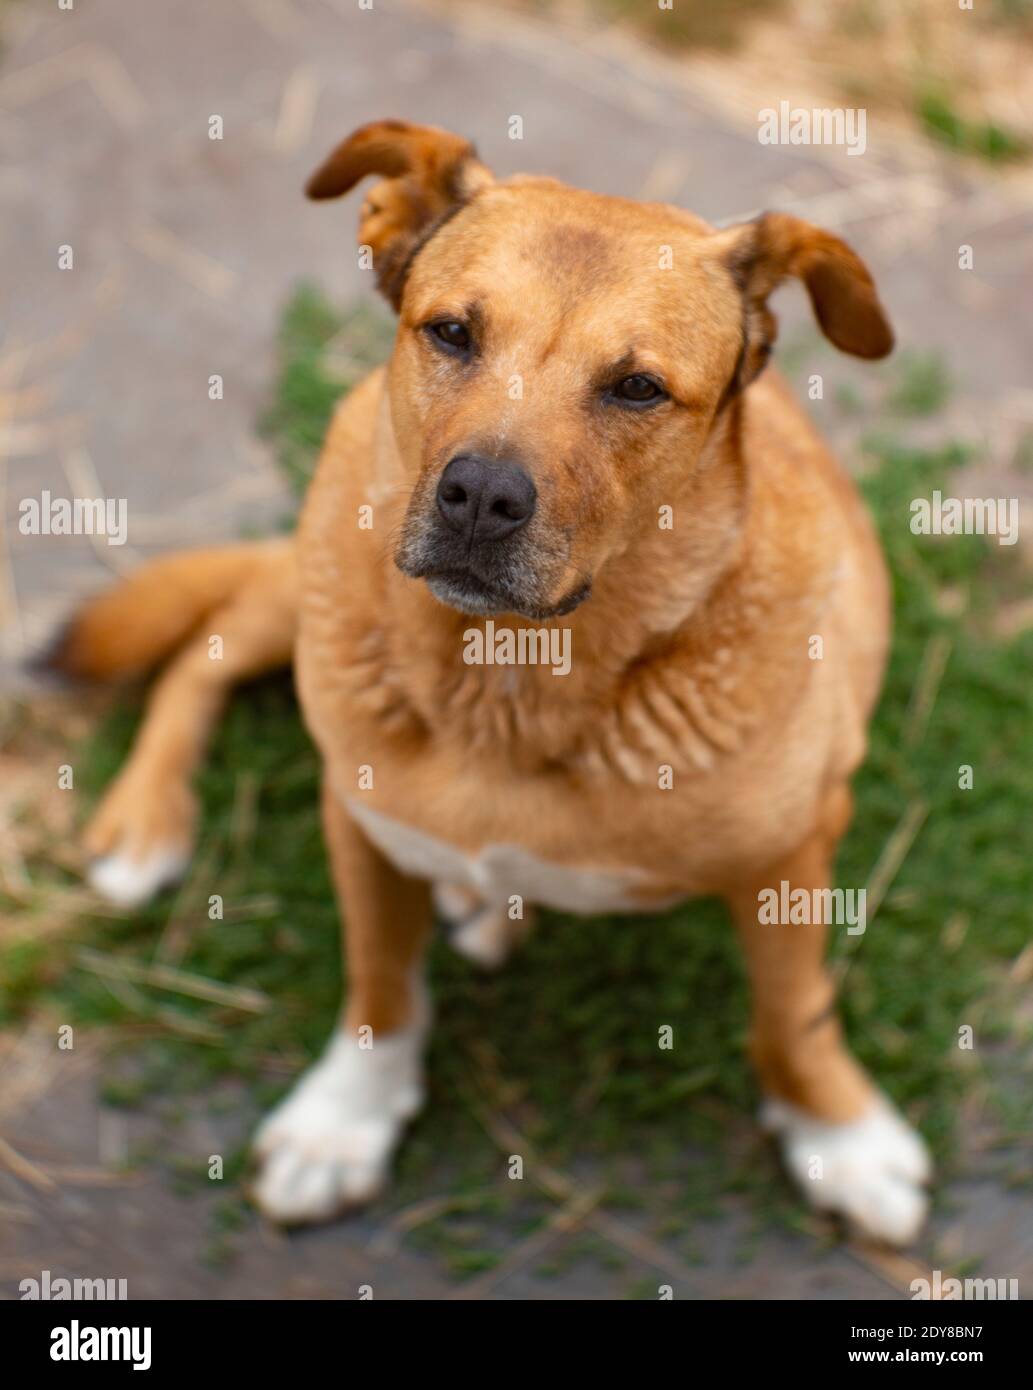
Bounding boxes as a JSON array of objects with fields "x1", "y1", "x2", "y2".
[
  {"x1": 305, "y1": 119, "x2": 493, "y2": 308},
  {"x1": 716, "y1": 212, "x2": 893, "y2": 389}
]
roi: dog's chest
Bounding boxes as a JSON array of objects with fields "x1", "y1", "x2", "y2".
[{"x1": 346, "y1": 799, "x2": 676, "y2": 914}]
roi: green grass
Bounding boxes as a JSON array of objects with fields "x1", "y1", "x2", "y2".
[
  {"x1": 917, "y1": 90, "x2": 1030, "y2": 163},
  {"x1": 599, "y1": 0, "x2": 785, "y2": 53},
  {"x1": 887, "y1": 350, "x2": 952, "y2": 418},
  {"x1": 258, "y1": 283, "x2": 394, "y2": 496},
  {"x1": 4, "y1": 287, "x2": 1032, "y2": 1285}
]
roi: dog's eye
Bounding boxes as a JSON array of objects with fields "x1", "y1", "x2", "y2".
[
  {"x1": 428, "y1": 320, "x2": 471, "y2": 354},
  {"x1": 613, "y1": 374, "x2": 665, "y2": 404}
]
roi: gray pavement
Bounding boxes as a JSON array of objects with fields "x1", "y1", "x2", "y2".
[{"x1": 2, "y1": 0, "x2": 1032, "y2": 1299}]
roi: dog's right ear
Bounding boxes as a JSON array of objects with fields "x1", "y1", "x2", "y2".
[{"x1": 305, "y1": 119, "x2": 493, "y2": 309}]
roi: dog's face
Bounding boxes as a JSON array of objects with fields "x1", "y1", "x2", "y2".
[
  {"x1": 386, "y1": 182, "x2": 752, "y2": 620},
  {"x1": 307, "y1": 121, "x2": 893, "y2": 620}
]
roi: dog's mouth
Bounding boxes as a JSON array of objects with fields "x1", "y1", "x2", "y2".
[
  {"x1": 421, "y1": 568, "x2": 591, "y2": 621},
  {"x1": 394, "y1": 500, "x2": 592, "y2": 620}
]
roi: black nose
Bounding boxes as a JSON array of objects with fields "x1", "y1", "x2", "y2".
[{"x1": 436, "y1": 454, "x2": 537, "y2": 547}]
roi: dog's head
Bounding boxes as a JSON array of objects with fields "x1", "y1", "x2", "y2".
[{"x1": 307, "y1": 120, "x2": 893, "y2": 620}]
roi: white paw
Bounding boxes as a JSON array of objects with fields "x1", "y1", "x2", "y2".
[
  {"x1": 450, "y1": 906, "x2": 519, "y2": 969},
  {"x1": 88, "y1": 845, "x2": 190, "y2": 907},
  {"x1": 763, "y1": 1094, "x2": 932, "y2": 1246},
  {"x1": 252, "y1": 1025, "x2": 425, "y2": 1225},
  {"x1": 433, "y1": 883, "x2": 527, "y2": 970}
]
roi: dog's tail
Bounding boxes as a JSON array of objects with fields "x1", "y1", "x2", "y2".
[{"x1": 38, "y1": 537, "x2": 297, "y2": 682}]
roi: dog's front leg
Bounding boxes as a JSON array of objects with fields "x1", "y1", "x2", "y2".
[
  {"x1": 726, "y1": 820, "x2": 931, "y2": 1246},
  {"x1": 252, "y1": 782, "x2": 432, "y2": 1224}
]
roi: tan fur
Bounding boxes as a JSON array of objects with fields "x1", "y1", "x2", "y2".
[
  {"x1": 68, "y1": 121, "x2": 903, "y2": 1198},
  {"x1": 47, "y1": 539, "x2": 295, "y2": 682},
  {"x1": 64, "y1": 539, "x2": 297, "y2": 864}
]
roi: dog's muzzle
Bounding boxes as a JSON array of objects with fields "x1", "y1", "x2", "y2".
[{"x1": 395, "y1": 452, "x2": 590, "y2": 619}]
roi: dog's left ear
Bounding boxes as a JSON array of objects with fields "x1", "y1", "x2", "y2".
[
  {"x1": 305, "y1": 119, "x2": 494, "y2": 308},
  {"x1": 715, "y1": 212, "x2": 893, "y2": 389}
]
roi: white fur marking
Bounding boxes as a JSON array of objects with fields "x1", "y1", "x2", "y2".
[
  {"x1": 432, "y1": 881, "x2": 483, "y2": 925},
  {"x1": 432, "y1": 883, "x2": 519, "y2": 969},
  {"x1": 348, "y1": 799, "x2": 674, "y2": 914},
  {"x1": 763, "y1": 1094, "x2": 931, "y2": 1246},
  {"x1": 88, "y1": 846, "x2": 190, "y2": 908},
  {"x1": 450, "y1": 905, "x2": 518, "y2": 969},
  {"x1": 252, "y1": 1021, "x2": 426, "y2": 1224}
]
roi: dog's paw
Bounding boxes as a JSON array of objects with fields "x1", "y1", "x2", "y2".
[
  {"x1": 88, "y1": 844, "x2": 191, "y2": 908},
  {"x1": 450, "y1": 905, "x2": 523, "y2": 969},
  {"x1": 433, "y1": 882, "x2": 532, "y2": 970},
  {"x1": 763, "y1": 1094, "x2": 931, "y2": 1246},
  {"x1": 251, "y1": 1027, "x2": 425, "y2": 1225},
  {"x1": 83, "y1": 773, "x2": 196, "y2": 907}
]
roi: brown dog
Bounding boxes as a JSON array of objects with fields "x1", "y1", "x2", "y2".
[{"x1": 56, "y1": 119, "x2": 930, "y2": 1244}]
